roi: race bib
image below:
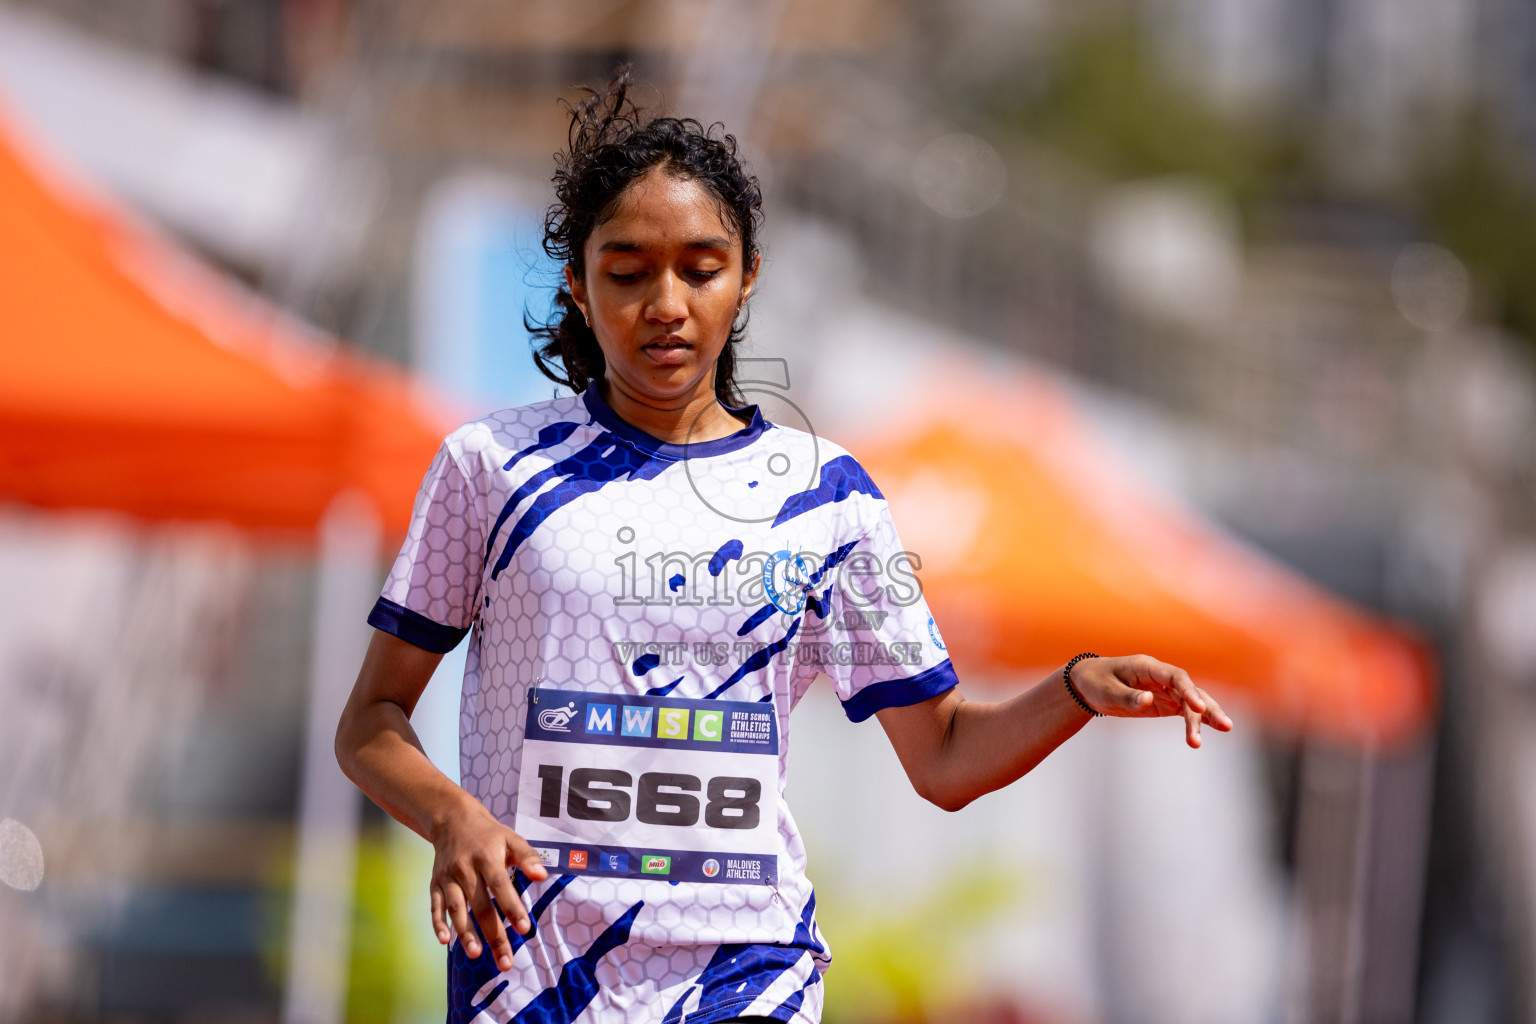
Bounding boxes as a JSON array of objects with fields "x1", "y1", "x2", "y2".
[{"x1": 513, "y1": 688, "x2": 780, "y2": 886}]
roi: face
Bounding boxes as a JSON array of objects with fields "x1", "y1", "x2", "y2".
[{"x1": 566, "y1": 167, "x2": 757, "y2": 406}]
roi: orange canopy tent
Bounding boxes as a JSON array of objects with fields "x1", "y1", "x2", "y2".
[
  {"x1": 854, "y1": 368, "x2": 1436, "y2": 748},
  {"x1": 0, "y1": 107, "x2": 450, "y2": 539}
]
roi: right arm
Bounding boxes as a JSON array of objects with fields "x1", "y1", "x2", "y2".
[{"x1": 334, "y1": 629, "x2": 548, "y2": 973}]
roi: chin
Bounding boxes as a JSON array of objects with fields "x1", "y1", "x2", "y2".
[
  {"x1": 616, "y1": 367, "x2": 701, "y2": 400},
  {"x1": 638, "y1": 358, "x2": 708, "y2": 382}
]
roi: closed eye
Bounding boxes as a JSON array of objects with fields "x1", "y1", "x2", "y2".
[{"x1": 609, "y1": 269, "x2": 721, "y2": 284}]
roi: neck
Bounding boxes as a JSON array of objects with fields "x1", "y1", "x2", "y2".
[{"x1": 598, "y1": 374, "x2": 746, "y2": 445}]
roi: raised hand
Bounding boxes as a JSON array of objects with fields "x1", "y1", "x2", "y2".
[{"x1": 1070, "y1": 654, "x2": 1234, "y2": 748}]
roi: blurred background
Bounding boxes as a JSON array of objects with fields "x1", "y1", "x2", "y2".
[{"x1": 1, "y1": 0, "x2": 1533, "y2": 1021}]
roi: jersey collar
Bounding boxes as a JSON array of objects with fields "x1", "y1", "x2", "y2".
[{"x1": 582, "y1": 380, "x2": 769, "y2": 461}]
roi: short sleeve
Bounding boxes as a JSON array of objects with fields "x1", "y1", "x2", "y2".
[
  {"x1": 819, "y1": 501, "x2": 958, "y2": 722},
  {"x1": 367, "y1": 442, "x2": 487, "y2": 653}
]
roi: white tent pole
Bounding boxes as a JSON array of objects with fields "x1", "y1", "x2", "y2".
[{"x1": 284, "y1": 491, "x2": 381, "y2": 1024}]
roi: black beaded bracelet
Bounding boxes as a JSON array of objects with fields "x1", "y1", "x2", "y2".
[{"x1": 1064, "y1": 652, "x2": 1102, "y2": 717}]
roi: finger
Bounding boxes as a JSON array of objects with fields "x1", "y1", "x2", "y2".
[
  {"x1": 443, "y1": 878, "x2": 479, "y2": 957},
  {"x1": 431, "y1": 884, "x2": 450, "y2": 945},
  {"x1": 1183, "y1": 701, "x2": 1202, "y2": 748},
  {"x1": 1110, "y1": 682, "x2": 1154, "y2": 716},
  {"x1": 1143, "y1": 689, "x2": 1186, "y2": 716},
  {"x1": 489, "y1": 854, "x2": 533, "y2": 940},
  {"x1": 1124, "y1": 656, "x2": 1202, "y2": 710},
  {"x1": 508, "y1": 834, "x2": 550, "y2": 883},
  {"x1": 1161, "y1": 665, "x2": 1206, "y2": 715},
  {"x1": 470, "y1": 865, "x2": 515, "y2": 973},
  {"x1": 1197, "y1": 689, "x2": 1234, "y2": 730}
]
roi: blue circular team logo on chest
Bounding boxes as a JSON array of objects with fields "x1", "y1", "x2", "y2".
[
  {"x1": 763, "y1": 549, "x2": 813, "y2": 614},
  {"x1": 927, "y1": 616, "x2": 947, "y2": 652}
]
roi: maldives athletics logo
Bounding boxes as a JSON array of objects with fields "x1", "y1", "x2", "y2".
[{"x1": 702, "y1": 858, "x2": 721, "y2": 878}]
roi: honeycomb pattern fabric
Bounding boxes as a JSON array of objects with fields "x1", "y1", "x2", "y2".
[{"x1": 370, "y1": 382, "x2": 957, "y2": 1023}]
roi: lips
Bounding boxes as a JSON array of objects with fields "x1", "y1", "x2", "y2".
[{"x1": 642, "y1": 335, "x2": 694, "y2": 365}]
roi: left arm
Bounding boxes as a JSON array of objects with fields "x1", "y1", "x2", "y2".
[{"x1": 876, "y1": 654, "x2": 1233, "y2": 812}]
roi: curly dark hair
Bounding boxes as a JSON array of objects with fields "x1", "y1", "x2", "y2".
[{"x1": 528, "y1": 64, "x2": 764, "y2": 406}]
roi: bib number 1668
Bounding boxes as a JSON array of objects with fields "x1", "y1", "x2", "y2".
[{"x1": 535, "y1": 765, "x2": 761, "y2": 830}]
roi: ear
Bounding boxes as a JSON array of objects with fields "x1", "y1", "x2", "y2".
[
  {"x1": 564, "y1": 265, "x2": 589, "y2": 323},
  {"x1": 738, "y1": 252, "x2": 761, "y2": 307}
]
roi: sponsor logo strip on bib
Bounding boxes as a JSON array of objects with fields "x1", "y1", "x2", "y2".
[
  {"x1": 525, "y1": 841, "x2": 770, "y2": 885},
  {"x1": 526, "y1": 690, "x2": 778, "y2": 754},
  {"x1": 515, "y1": 688, "x2": 779, "y2": 886}
]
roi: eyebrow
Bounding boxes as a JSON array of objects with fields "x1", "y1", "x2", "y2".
[{"x1": 597, "y1": 237, "x2": 733, "y2": 255}]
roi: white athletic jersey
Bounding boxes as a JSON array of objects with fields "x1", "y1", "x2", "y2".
[{"x1": 370, "y1": 381, "x2": 957, "y2": 1024}]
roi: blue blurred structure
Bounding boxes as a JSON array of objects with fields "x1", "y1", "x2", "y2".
[{"x1": 414, "y1": 175, "x2": 564, "y2": 417}]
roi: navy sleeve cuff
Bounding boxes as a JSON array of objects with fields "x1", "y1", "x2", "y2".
[
  {"x1": 840, "y1": 659, "x2": 959, "y2": 723},
  {"x1": 367, "y1": 597, "x2": 470, "y2": 654}
]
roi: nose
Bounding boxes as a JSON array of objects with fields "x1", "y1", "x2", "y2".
[{"x1": 644, "y1": 269, "x2": 687, "y2": 327}]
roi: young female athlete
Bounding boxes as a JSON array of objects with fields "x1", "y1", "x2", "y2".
[{"x1": 335, "y1": 69, "x2": 1233, "y2": 1024}]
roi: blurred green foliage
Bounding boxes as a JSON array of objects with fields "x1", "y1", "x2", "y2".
[
  {"x1": 817, "y1": 861, "x2": 1025, "y2": 1024},
  {"x1": 987, "y1": 18, "x2": 1302, "y2": 229},
  {"x1": 986, "y1": 13, "x2": 1536, "y2": 345},
  {"x1": 348, "y1": 825, "x2": 443, "y2": 1023},
  {"x1": 259, "y1": 843, "x2": 292, "y2": 998},
  {"x1": 346, "y1": 830, "x2": 406, "y2": 1021},
  {"x1": 1422, "y1": 120, "x2": 1536, "y2": 342},
  {"x1": 262, "y1": 823, "x2": 443, "y2": 1024}
]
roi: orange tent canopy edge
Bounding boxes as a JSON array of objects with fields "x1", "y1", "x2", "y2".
[
  {"x1": 853, "y1": 366, "x2": 1437, "y2": 748},
  {"x1": 0, "y1": 104, "x2": 455, "y2": 541}
]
